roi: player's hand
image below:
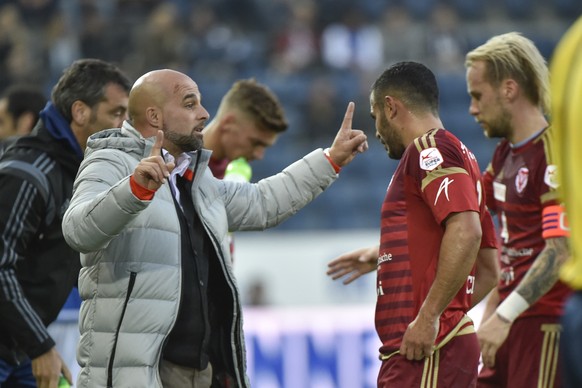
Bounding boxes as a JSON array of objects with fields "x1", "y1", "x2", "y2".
[
  {"x1": 327, "y1": 102, "x2": 368, "y2": 167},
  {"x1": 31, "y1": 347, "x2": 72, "y2": 388},
  {"x1": 477, "y1": 312, "x2": 511, "y2": 368},
  {"x1": 400, "y1": 313, "x2": 439, "y2": 361},
  {"x1": 133, "y1": 130, "x2": 175, "y2": 191},
  {"x1": 327, "y1": 245, "x2": 378, "y2": 284}
]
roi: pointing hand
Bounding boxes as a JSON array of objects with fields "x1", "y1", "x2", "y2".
[
  {"x1": 133, "y1": 130, "x2": 175, "y2": 191},
  {"x1": 326, "y1": 102, "x2": 368, "y2": 168}
]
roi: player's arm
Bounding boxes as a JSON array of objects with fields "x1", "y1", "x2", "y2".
[
  {"x1": 510, "y1": 236, "x2": 569, "y2": 307},
  {"x1": 471, "y1": 209, "x2": 500, "y2": 308},
  {"x1": 471, "y1": 247, "x2": 500, "y2": 308},
  {"x1": 479, "y1": 287, "x2": 500, "y2": 326},
  {"x1": 326, "y1": 245, "x2": 378, "y2": 285},
  {"x1": 478, "y1": 204, "x2": 570, "y2": 368},
  {"x1": 400, "y1": 210, "x2": 481, "y2": 360},
  {"x1": 0, "y1": 174, "x2": 55, "y2": 356},
  {"x1": 0, "y1": 174, "x2": 71, "y2": 386}
]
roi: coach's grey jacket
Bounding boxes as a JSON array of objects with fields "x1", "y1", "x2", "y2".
[{"x1": 62, "y1": 122, "x2": 338, "y2": 388}]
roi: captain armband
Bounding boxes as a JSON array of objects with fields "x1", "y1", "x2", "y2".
[
  {"x1": 496, "y1": 292, "x2": 530, "y2": 323},
  {"x1": 542, "y1": 204, "x2": 570, "y2": 238}
]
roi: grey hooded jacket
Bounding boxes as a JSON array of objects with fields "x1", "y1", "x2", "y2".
[{"x1": 62, "y1": 122, "x2": 338, "y2": 388}]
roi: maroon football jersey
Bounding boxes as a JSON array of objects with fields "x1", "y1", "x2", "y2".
[
  {"x1": 482, "y1": 128, "x2": 571, "y2": 318},
  {"x1": 375, "y1": 128, "x2": 493, "y2": 354},
  {"x1": 208, "y1": 156, "x2": 230, "y2": 179}
]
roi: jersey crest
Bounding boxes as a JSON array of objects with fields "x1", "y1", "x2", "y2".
[{"x1": 515, "y1": 167, "x2": 529, "y2": 194}]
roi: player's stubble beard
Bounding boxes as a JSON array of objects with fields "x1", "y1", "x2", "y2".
[
  {"x1": 481, "y1": 97, "x2": 513, "y2": 140},
  {"x1": 378, "y1": 113, "x2": 405, "y2": 160},
  {"x1": 163, "y1": 126, "x2": 204, "y2": 153}
]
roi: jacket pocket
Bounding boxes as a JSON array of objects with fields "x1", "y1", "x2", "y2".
[{"x1": 107, "y1": 271, "x2": 137, "y2": 388}]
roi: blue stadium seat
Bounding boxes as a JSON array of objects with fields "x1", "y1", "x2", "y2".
[
  {"x1": 554, "y1": 0, "x2": 582, "y2": 19},
  {"x1": 403, "y1": 0, "x2": 437, "y2": 19},
  {"x1": 437, "y1": 72, "x2": 470, "y2": 107},
  {"x1": 505, "y1": 0, "x2": 535, "y2": 19},
  {"x1": 440, "y1": 107, "x2": 498, "y2": 169},
  {"x1": 530, "y1": 35, "x2": 558, "y2": 60},
  {"x1": 450, "y1": 0, "x2": 485, "y2": 20},
  {"x1": 262, "y1": 72, "x2": 312, "y2": 107}
]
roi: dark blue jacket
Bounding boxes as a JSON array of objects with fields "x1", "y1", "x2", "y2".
[{"x1": 0, "y1": 118, "x2": 81, "y2": 363}]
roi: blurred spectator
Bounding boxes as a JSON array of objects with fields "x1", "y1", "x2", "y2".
[
  {"x1": 269, "y1": 0, "x2": 320, "y2": 75},
  {"x1": 0, "y1": 84, "x2": 46, "y2": 141},
  {"x1": 299, "y1": 74, "x2": 342, "y2": 145},
  {"x1": 321, "y1": 5, "x2": 383, "y2": 74},
  {"x1": 380, "y1": 5, "x2": 425, "y2": 66},
  {"x1": 424, "y1": 4, "x2": 468, "y2": 74},
  {"x1": 16, "y1": 0, "x2": 58, "y2": 31},
  {"x1": 183, "y1": 3, "x2": 236, "y2": 80},
  {"x1": 129, "y1": 2, "x2": 187, "y2": 78},
  {"x1": 116, "y1": 0, "x2": 161, "y2": 22},
  {"x1": 0, "y1": 4, "x2": 34, "y2": 90},
  {"x1": 79, "y1": 3, "x2": 118, "y2": 62},
  {"x1": 216, "y1": 0, "x2": 265, "y2": 30},
  {"x1": 246, "y1": 278, "x2": 269, "y2": 306},
  {"x1": 45, "y1": 13, "x2": 80, "y2": 86}
]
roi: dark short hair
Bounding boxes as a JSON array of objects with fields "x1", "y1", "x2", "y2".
[
  {"x1": 51, "y1": 59, "x2": 132, "y2": 122},
  {"x1": 3, "y1": 85, "x2": 47, "y2": 124},
  {"x1": 371, "y1": 61, "x2": 440, "y2": 116}
]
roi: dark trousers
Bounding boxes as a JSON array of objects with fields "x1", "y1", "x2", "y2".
[
  {"x1": 0, "y1": 358, "x2": 35, "y2": 387},
  {"x1": 561, "y1": 291, "x2": 582, "y2": 388}
]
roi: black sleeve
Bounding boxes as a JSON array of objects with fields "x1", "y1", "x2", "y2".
[{"x1": 0, "y1": 174, "x2": 55, "y2": 358}]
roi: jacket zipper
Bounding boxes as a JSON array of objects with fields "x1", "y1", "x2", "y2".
[{"x1": 107, "y1": 271, "x2": 137, "y2": 388}]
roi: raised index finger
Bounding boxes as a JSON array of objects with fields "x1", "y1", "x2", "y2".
[
  {"x1": 340, "y1": 101, "x2": 355, "y2": 131},
  {"x1": 150, "y1": 130, "x2": 164, "y2": 157}
]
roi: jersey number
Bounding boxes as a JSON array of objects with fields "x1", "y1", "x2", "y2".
[{"x1": 500, "y1": 211, "x2": 509, "y2": 243}]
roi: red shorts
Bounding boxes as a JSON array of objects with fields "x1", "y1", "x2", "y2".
[
  {"x1": 378, "y1": 332, "x2": 480, "y2": 387},
  {"x1": 477, "y1": 316, "x2": 562, "y2": 388}
]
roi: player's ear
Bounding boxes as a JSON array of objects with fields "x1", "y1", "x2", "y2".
[
  {"x1": 502, "y1": 79, "x2": 518, "y2": 101},
  {"x1": 145, "y1": 106, "x2": 161, "y2": 128},
  {"x1": 384, "y1": 95, "x2": 397, "y2": 119},
  {"x1": 219, "y1": 113, "x2": 237, "y2": 133},
  {"x1": 71, "y1": 100, "x2": 90, "y2": 126},
  {"x1": 15, "y1": 112, "x2": 35, "y2": 136}
]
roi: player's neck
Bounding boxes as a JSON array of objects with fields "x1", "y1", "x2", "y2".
[
  {"x1": 202, "y1": 121, "x2": 225, "y2": 159},
  {"x1": 508, "y1": 106, "x2": 548, "y2": 145},
  {"x1": 408, "y1": 116, "x2": 443, "y2": 141}
]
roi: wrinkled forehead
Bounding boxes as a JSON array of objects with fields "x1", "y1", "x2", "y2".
[
  {"x1": 169, "y1": 76, "x2": 201, "y2": 100},
  {"x1": 173, "y1": 78, "x2": 198, "y2": 95}
]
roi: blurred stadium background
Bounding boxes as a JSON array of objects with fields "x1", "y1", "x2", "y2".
[
  {"x1": 7, "y1": 0, "x2": 575, "y2": 386},
  {"x1": 3, "y1": 0, "x2": 578, "y2": 231}
]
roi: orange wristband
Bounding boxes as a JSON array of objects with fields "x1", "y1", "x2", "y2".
[
  {"x1": 323, "y1": 148, "x2": 341, "y2": 174},
  {"x1": 130, "y1": 175, "x2": 156, "y2": 200}
]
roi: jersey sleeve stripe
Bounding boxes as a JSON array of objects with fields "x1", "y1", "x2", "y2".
[
  {"x1": 414, "y1": 137, "x2": 423, "y2": 153},
  {"x1": 420, "y1": 135, "x2": 429, "y2": 149},
  {"x1": 540, "y1": 129, "x2": 555, "y2": 166},
  {"x1": 421, "y1": 166, "x2": 469, "y2": 191},
  {"x1": 414, "y1": 129, "x2": 440, "y2": 153}
]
